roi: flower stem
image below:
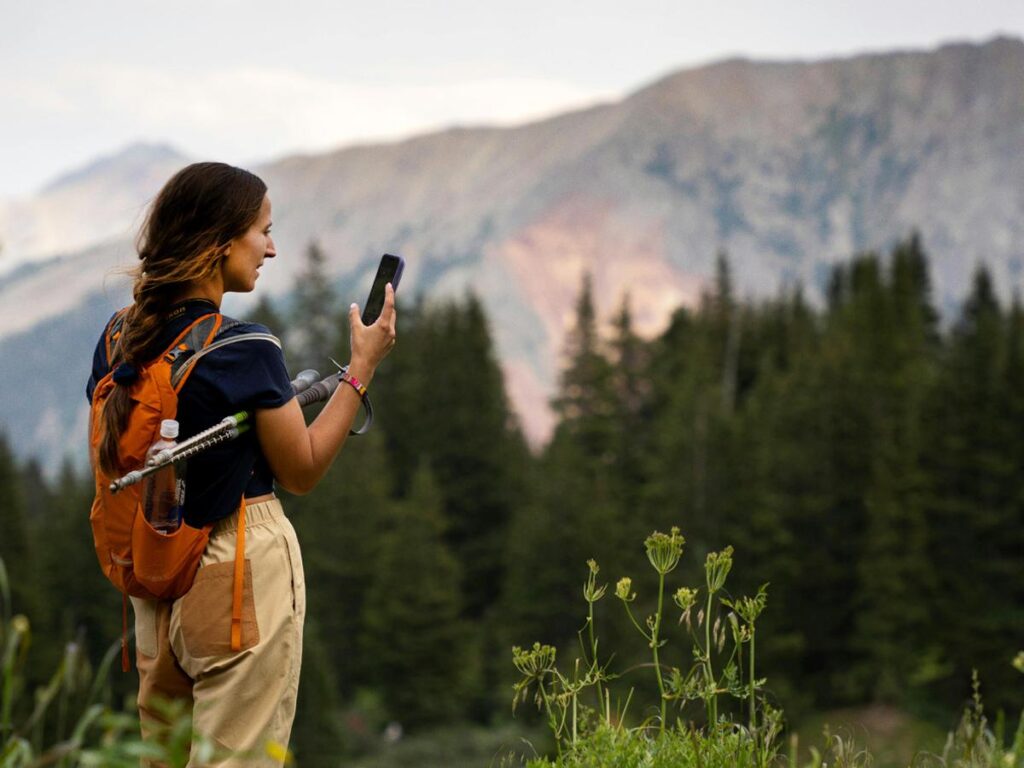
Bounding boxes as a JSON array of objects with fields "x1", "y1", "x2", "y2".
[
  {"x1": 749, "y1": 628, "x2": 757, "y2": 732},
  {"x1": 588, "y1": 601, "x2": 605, "y2": 718},
  {"x1": 538, "y1": 679, "x2": 561, "y2": 759},
  {"x1": 705, "y1": 589, "x2": 716, "y2": 726},
  {"x1": 653, "y1": 571, "x2": 667, "y2": 734},
  {"x1": 624, "y1": 602, "x2": 651, "y2": 642}
]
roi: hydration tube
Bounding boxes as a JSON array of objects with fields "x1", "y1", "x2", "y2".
[{"x1": 108, "y1": 365, "x2": 372, "y2": 493}]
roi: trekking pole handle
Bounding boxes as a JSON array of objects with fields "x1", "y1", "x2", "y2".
[
  {"x1": 291, "y1": 369, "x2": 320, "y2": 394},
  {"x1": 294, "y1": 373, "x2": 342, "y2": 408}
]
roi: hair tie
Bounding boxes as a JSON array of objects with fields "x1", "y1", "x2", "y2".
[{"x1": 112, "y1": 362, "x2": 139, "y2": 386}]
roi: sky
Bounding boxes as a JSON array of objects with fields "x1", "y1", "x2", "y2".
[{"x1": 3, "y1": 0, "x2": 1023, "y2": 197}]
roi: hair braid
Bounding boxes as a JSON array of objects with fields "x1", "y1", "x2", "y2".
[{"x1": 95, "y1": 162, "x2": 266, "y2": 477}]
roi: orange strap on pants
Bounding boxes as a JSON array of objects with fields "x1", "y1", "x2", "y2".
[{"x1": 230, "y1": 498, "x2": 247, "y2": 651}]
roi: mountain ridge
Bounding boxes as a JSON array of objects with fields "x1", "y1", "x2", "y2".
[{"x1": 2, "y1": 36, "x2": 1023, "y2": 466}]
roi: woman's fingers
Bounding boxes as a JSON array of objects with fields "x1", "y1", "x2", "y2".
[
  {"x1": 349, "y1": 284, "x2": 397, "y2": 368},
  {"x1": 377, "y1": 283, "x2": 396, "y2": 327},
  {"x1": 377, "y1": 283, "x2": 397, "y2": 348}
]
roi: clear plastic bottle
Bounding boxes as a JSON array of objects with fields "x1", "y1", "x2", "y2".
[{"x1": 142, "y1": 419, "x2": 184, "y2": 534}]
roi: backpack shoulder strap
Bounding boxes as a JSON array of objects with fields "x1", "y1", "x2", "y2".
[{"x1": 169, "y1": 316, "x2": 282, "y2": 393}]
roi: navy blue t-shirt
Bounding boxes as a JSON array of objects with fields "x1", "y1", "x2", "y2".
[{"x1": 87, "y1": 299, "x2": 294, "y2": 527}]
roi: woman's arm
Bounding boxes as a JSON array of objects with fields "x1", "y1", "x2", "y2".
[{"x1": 255, "y1": 284, "x2": 397, "y2": 494}]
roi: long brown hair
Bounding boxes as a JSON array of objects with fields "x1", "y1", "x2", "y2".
[{"x1": 97, "y1": 162, "x2": 267, "y2": 475}]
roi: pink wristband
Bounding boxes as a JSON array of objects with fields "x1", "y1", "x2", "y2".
[{"x1": 340, "y1": 371, "x2": 367, "y2": 399}]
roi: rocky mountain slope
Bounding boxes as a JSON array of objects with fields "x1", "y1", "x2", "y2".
[{"x1": 2, "y1": 36, "x2": 1022, "y2": 466}]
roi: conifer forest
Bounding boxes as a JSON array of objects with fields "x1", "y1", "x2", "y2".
[{"x1": 1, "y1": 234, "x2": 1022, "y2": 765}]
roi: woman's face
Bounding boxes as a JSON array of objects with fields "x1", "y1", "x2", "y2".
[{"x1": 222, "y1": 194, "x2": 276, "y2": 293}]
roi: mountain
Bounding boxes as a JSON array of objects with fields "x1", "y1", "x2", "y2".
[
  {"x1": 2, "y1": 37, "x2": 1023, "y2": 468},
  {"x1": 0, "y1": 143, "x2": 189, "y2": 275}
]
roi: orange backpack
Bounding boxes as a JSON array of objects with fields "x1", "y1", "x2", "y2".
[{"x1": 89, "y1": 309, "x2": 277, "y2": 668}]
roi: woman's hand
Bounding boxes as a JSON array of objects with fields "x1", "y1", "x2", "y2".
[
  {"x1": 255, "y1": 282, "x2": 397, "y2": 495},
  {"x1": 346, "y1": 282, "x2": 397, "y2": 385}
]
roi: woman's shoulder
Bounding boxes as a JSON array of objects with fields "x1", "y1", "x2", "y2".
[
  {"x1": 214, "y1": 317, "x2": 282, "y2": 357},
  {"x1": 185, "y1": 316, "x2": 293, "y2": 408}
]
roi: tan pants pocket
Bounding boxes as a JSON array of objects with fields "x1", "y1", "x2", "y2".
[
  {"x1": 130, "y1": 597, "x2": 159, "y2": 658},
  {"x1": 179, "y1": 559, "x2": 259, "y2": 658}
]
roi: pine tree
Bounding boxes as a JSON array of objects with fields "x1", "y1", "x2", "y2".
[
  {"x1": 844, "y1": 238, "x2": 937, "y2": 701},
  {"x1": 501, "y1": 275, "x2": 626, "y2": 667},
  {"x1": 551, "y1": 273, "x2": 617, "y2": 461},
  {"x1": 0, "y1": 434, "x2": 39, "y2": 626},
  {"x1": 420, "y1": 296, "x2": 524, "y2": 621},
  {"x1": 923, "y1": 267, "x2": 1020, "y2": 710},
  {"x1": 288, "y1": 241, "x2": 338, "y2": 372},
  {"x1": 291, "y1": 619, "x2": 346, "y2": 765},
  {"x1": 607, "y1": 295, "x2": 652, "y2": 553},
  {"x1": 36, "y1": 461, "x2": 122, "y2": 671},
  {"x1": 359, "y1": 467, "x2": 467, "y2": 728}
]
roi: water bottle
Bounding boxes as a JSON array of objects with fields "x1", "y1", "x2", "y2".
[{"x1": 142, "y1": 419, "x2": 185, "y2": 534}]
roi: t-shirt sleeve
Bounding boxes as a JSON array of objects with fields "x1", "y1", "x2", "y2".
[
  {"x1": 201, "y1": 323, "x2": 294, "y2": 411},
  {"x1": 86, "y1": 311, "x2": 118, "y2": 403}
]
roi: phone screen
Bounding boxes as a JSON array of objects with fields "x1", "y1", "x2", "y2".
[{"x1": 361, "y1": 254, "x2": 405, "y2": 325}]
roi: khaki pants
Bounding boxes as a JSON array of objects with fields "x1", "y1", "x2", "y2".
[{"x1": 131, "y1": 498, "x2": 306, "y2": 767}]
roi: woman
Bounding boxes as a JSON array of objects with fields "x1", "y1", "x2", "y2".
[{"x1": 86, "y1": 162, "x2": 396, "y2": 765}]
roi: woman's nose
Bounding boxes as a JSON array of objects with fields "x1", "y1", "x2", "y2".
[{"x1": 266, "y1": 237, "x2": 277, "y2": 258}]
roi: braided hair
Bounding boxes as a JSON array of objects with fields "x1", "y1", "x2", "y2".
[{"x1": 97, "y1": 162, "x2": 267, "y2": 475}]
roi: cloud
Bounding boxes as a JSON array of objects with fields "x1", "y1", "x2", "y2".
[{"x1": 62, "y1": 64, "x2": 617, "y2": 161}]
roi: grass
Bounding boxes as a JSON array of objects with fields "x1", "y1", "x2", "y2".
[
  {"x1": 791, "y1": 705, "x2": 948, "y2": 768},
  {"x1": 346, "y1": 722, "x2": 547, "y2": 768}
]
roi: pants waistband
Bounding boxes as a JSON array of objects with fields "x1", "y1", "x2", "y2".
[{"x1": 211, "y1": 497, "x2": 284, "y2": 537}]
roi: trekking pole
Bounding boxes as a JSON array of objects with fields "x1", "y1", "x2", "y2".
[
  {"x1": 108, "y1": 365, "x2": 371, "y2": 493},
  {"x1": 109, "y1": 369, "x2": 319, "y2": 493}
]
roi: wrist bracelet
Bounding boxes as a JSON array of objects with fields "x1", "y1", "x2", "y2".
[
  {"x1": 334, "y1": 362, "x2": 373, "y2": 435},
  {"x1": 340, "y1": 371, "x2": 368, "y2": 399}
]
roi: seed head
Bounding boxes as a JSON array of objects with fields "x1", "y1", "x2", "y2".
[
  {"x1": 615, "y1": 577, "x2": 636, "y2": 602},
  {"x1": 673, "y1": 587, "x2": 699, "y2": 612},
  {"x1": 512, "y1": 642, "x2": 557, "y2": 678},
  {"x1": 645, "y1": 527, "x2": 685, "y2": 575},
  {"x1": 705, "y1": 545, "x2": 734, "y2": 594},
  {"x1": 583, "y1": 561, "x2": 607, "y2": 604},
  {"x1": 735, "y1": 584, "x2": 769, "y2": 625}
]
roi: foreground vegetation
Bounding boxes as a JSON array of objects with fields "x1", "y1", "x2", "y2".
[
  {"x1": 510, "y1": 529, "x2": 1024, "y2": 768},
  {"x1": 1, "y1": 525, "x2": 1021, "y2": 766}
]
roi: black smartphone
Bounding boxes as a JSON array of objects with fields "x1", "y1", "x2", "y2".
[{"x1": 361, "y1": 254, "x2": 405, "y2": 325}]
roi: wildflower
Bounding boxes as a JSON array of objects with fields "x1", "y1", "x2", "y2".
[
  {"x1": 1013, "y1": 651, "x2": 1024, "y2": 674},
  {"x1": 673, "y1": 587, "x2": 698, "y2": 612},
  {"x1": 512, "y1": 642, "x2": 557, "y2": 678},
  {"x1": 615, "y1": 577, "x2": 636, "y2": 602},
  {"x1": 705, "y1": 545, "x2": 734, "y2": 594},
  {"x1": 645, "y1": 527, "x2": 685, "y2": 575},
  {"x1": 583, "y1": 559, "x2": 606, "y2": 603},
  {"x1": 734, "y1": 585, "x2": 769, "y2": 625}
]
